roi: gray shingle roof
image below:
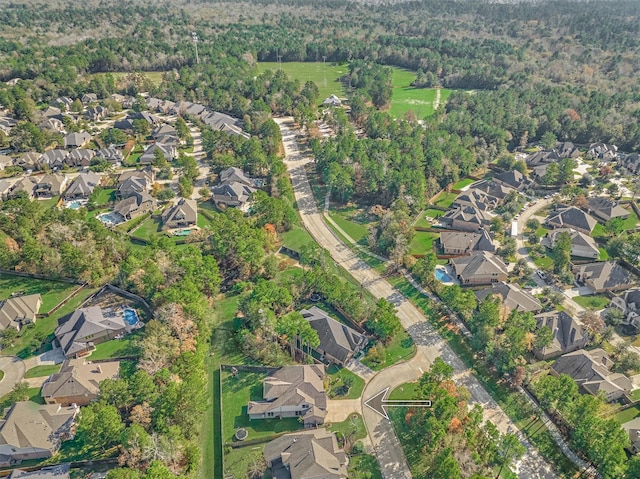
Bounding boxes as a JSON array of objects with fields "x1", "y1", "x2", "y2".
[
  {"x1": 534, "y1": 311, "x2": 587, "y2": 359},
  {"x1": 8, "y1": 463, "x2": 70, "y2": 479},
  {"x1": 41, "y1": 359, "x2": 119, "y2": 403},
  {"x1": 0, "y1": 294, "x2": 41, "y2": 330},
  {"x1": 475, "y1": 282, "x2": 541, "y2": 313},
  {"x1": 450, "y1": 251, "x2": 507, "y2": 281},
  {"x1": 572, "y1": 261, "x2": 634, "y2": 292},
  {"x1": 546, "y1": 206, "x2": 597, "y2": 233},
  {"x1": 439, "y1": 230, "x2": 495, "y2": 254},
  {"x1": 55, "y1": 306, "x2": 127, "y2": 357}
]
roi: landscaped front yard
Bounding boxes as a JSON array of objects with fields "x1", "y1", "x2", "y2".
[
  {"x1": 24, "y1": 364, "x2": 61, "y2": 378},
  {"x1": 573, "y1": 295, "x2": 610, "y2": 310},
  {"x1": 327, "y1": 365, "x2": 365, "y2": 400},
  {"x1": 361, "y1": 329, "x2": 416, "y2": 371}
]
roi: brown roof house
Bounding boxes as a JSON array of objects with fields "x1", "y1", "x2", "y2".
[
  {"x1": 300, "y1": 306, "x2": 368, "y2": 366},
  {"x1": 533, "y1": 311, "x2": 589, "y2": 360},
  {"x1": 63, "y1": 132, "x2": 92, "y2": 149},
  {"x1": 0, "y1": 294, "x2": 41, "y2": 332},
  {"x1": 541, "y1": 228, "x2": 600, "y2": 260},
  {"x1": 439, "y1": 230, "x2": 495, "y2": 256},
  {"x1": 545, "y1": 206, "x2": 598, "y2": 235},
  {"x1": 116, "y1": 169, "x2": 154, "y2": 199},
  {"x1": 55, "y1": 306, "x2": 127, "y2": 358},
  {"x1": 550, "y1": 348, "x2": 632, "y2": 401},
  {"x1": 492, "y1": 170, "x2": 534, "y2": 192},
  {"x1": 585, "y1": 197, "x2": 630, "y2": 224},
  {"x1": 474, "y1": 282, "x2": 542, "y2": 313},
  {"x1": 572, "y1": 261, "x2": 634, "y2": 294},
  {"x1": 450, "y1": 251, "x2": 507, "y2": 286},
  {"x1": 64, "y1": 172, "x2": 100, "y2": 200},
  {"x1": 441, "y1": 205, "x2": 493, "y2": 232},
  {"x1": 9, "y1": 177, "x2": 37, "y2": 199},
  {"x1": 41, "y1": 359, "x2": 120, "y2": 406},
  {"x1": 161, "y1": 198, "x2": 197, "y2": 230},
  {"x1": 248, "y1": 365, "x2": 327, "y2": 427},
  {"x1": 0, "y1": 402, "x2": 79, "y2": 464},
  {"x1": 114, "y1": 191, "x2": 155, "y2": 221},
  {"x1": 263, "y1": 429, "x2": 348, "y2": 479},
  {"x1": 211, "y1": 167, "x2": 257, "y2": 209},
  {"x1": 34, "y1": 174, "x2": 69, "y2": 199}
]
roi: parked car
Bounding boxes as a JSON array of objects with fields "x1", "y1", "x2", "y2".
[{"x1": 536, "y1": 270, "x2": 547, "y2": 280}]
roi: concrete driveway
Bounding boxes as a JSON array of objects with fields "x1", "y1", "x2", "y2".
[{"x1": 0, "y1": 356, "x2": 26, "y2": 397}]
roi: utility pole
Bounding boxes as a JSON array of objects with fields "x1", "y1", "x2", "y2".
[{"x1": 191, "y1": 32, "x2": 200, "y2": 65}]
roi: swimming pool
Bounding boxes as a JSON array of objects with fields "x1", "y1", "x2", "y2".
[
  {"x1": 174, "y1": 229, "x2": 193, "y2": 236},
  {"x1": 123, "y1": 309, "x2": 139, "y2": 326},
  {"x1": 66, "y1": 200, "x2": 85, "y2": 210},
  {"x1": 97, "y1": 212, "x2": 124, "y2": 226},
  {"x1": 434, "y1": 268, "x2": 454, "y2": 283}
]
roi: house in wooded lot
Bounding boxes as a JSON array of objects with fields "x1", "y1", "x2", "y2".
[
  {"x1": 139, "y1": 143, "x2": 176, "y2": 164},
  {"x1": 439, "y1": 230, "x2": 495, "y2": 256},
  {"x1": 550, "y1": 348, "x2": 632, "y2": 401},
  {"x1": 450, "y1": 251, "x2": 508, "y2": 286},
  {"x1": 34, "y1": 174, "x2": 69, "y2": 198},
  {"x1": 622, "y1": 417, "x2": 640, "y2": 454},
  {"x1": 248, "y1": 365, "x2": 327, "y2": 427},
  {"x1": 63, "y1": 132, "x2": 93, "y2": 149},
  {"x1": 586, "y1": 142, "x2": 618, "y2": 162},
  {"x1": 533, "y1": 311, "x2": 588, "y2": 360},
  {"x1": 299, "y1": 306, "x2": 368, "y2": 366},
  {"x1": 492, "y1": 170, "x2": 534, "y2": 192},
  {"x1": 41, "y1": 359, "x2": 120, "y2": 406},
  {"x1": 113, "y1": 191, "x2": 155, "y2": 221},
  {"x1": 81, "y1": 93, "x2": 98, "y2": 104},
  {"x1": 8, "y1": 177, "x2": 37, "y2": 199},
  {"x1": 0, "y1": 294, "x2": 41, "y2": 331},
  {"x1": 545, "y1": 206, "x2": 598, "y2": 235},
  {"x1": 610, "y1": 288, "x2": 640, "y2": 333},
  {"x1": 474, "y1": 282, "x2": 542, "y2": 313},
  {"x1": 441, "y1": 205, "x2": 493, "y2": 232},
  {"x1": 263, "y1": 429, "x2": 348, "y2": 479},
  {"x1": 585, "y1": 197, "x2": 630, "y2": 224},
  {"x1": 541, "y1": 228, "x2": 600, "y2": 259},
  {"x1": 555, "y1": 142, "x2": 581, "y2": 159},
  {"x1": 161, "y1": 198, "x2": 197, "y2": 230},
  {"x1": 572, "y1": 261, "x2": 634, "y2": 293},
  {"x1": 0, "y1": 402, "x2": 79, "y2": 464},
  {"x1": 64, "y1": 171, "x2": 100, "y2": 199}
]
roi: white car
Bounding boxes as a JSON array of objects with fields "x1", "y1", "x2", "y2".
[{"x1": 536, "y1": 270, "x2": 547, "y2": 280}]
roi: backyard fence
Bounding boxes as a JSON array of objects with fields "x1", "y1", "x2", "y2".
[
  {"x1": 0, "y1": 269, "x2": 80, "y2": 284},
  {"x1": 36, "y1": 283, "x2": 88, "y2": 318}
]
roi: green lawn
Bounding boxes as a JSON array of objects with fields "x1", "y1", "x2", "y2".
[
  {"x1": 2, "y1": 287, "x2": 98, "y2": 359},
  {"x1": 221, "y1": 370, "x2": 303, "y2": 444},
  {"x1": 388, "y1": 67, "x2": 451, "y2": 118},
  {"x1": 24, "y1": 364, "x2": 61, "y2": 378},
  {"x1": 329, "y1": 413, "x2": 367, "y2": 443},
  {"x1": 451, "y1": 178, "x2": 475, "y2": 190},
  {"x1": 433, "y1": 191, "x2": 458, "y2": 208},
  {"x1": 328, "y1": 209, "x2": 372, "y2": 244},
  {"x1": 591, "y1": 223, "x2": 607, "y2": 238},
  {"x1": 409, "y1": 231, "x2": 438, "y2": 255},
  {"x1": 0, "y1": 389, "x2": 44, "y2": 410},
  {"x1": 327, "y1": 365, "x2": 365, "y2": 400},
  {"x1": 131, "y1": 216, "x2": 162, "y2": 240},
  {"x1": 535, "y1": 226, "x2": 551, "y2": 238},
  {"x1": 613, "y1": 405, "x2": 640, "y2": 425},
  {"x1": 599, "y1": 247, "x2": 609, "y2": 260},
  {"x1": 389, "y1": 381, "x2": 419, "y2": 400},
  {"x1": 0, "y1": 274, "x2": 81, "y2": 314},
  {"x1": 89, "y1": 333, "x2": 141, "y2": 360},
  {"x1": 362, "y1": 329, "x2": 416, "y2": 371},
  {"x1": 95, "y1": 71, "x2": 165, "y2": 87},
  {"x1": 223, "y1": 445, "x2": 266, "y2": 479},
  {"x1": 349, "y1": 454, "x2": 383, "y2": 479},
  {"x1": 40, "y1": 196, "x2": 60, "y2": 209},
  {"x1": 93, "y1": 188, "x2": 116, "y2": 206},
  {"x1": 257, "y1": 62, "x2": 348, "y2": 105},
  {"x1": 532, "y1": 255, "x2": 553, "y2": 269},
  {"x1": 573, "y1": 295, "x2": 610, "y2": 310},
  {"x1": 280, "y1": 225, "x2": 314, "y2": 251},
  {"x1": 623, "y1": 210, "x2": 639, "y2": 230}
]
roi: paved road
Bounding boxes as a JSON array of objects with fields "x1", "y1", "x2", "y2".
[
  {"x1": 0, "y1": 356, "x2": 26, "y2": 398},
  {"x1": 276, "y1": 117, "x2": 556, "y2": 479}
]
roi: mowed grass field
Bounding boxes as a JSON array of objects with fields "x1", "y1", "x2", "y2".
[
  {"x1": 388, "y1": 68, "x2": 451, "y2": 119},
  {"x1": 257, "y1": 62, "x2": 348, "y2": 103}
]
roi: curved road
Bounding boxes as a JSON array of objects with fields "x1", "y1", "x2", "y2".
[
  {"x1": 0, "y1": 356, "x2": 26, "y2": 398},
  {"x1": 276, "y1": 117, "x2": 556, "y2": 479}
]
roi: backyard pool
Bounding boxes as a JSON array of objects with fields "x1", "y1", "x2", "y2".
[
  {"x1": 435, "y1": 268, "x2": 454, "y2": 283},
  {"x1": 174, "y1": 229, "x2": 193, "y2": 236},
  {"x1": 97, "y1": 212, "x2": 124, "y2": 226},
  {"x1": 123, "y1": 308, "x2": 139, "y2": 326},
  {"x1": 66, "y1": 200, "x2": 85, "y2": 210}
]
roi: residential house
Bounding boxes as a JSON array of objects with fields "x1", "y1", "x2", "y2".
[
  {"x1": 550, "y1": 348, "x2": 632, "y2": 401},
  {"x1": 8, "y1": 176, "x2": 37, "y2": 199},
  {"x1": 323, "y1": 94, "x2": 343, "y2": 107},
  {"x1": 34, "y1": 174, "x2": 69, "y2": 198},
  {"x1": 151, "y1": 124, "x2": 178, "y2": 140},
  {"x1": 41, "y1": 359, "x2": 120, "y2": 406},
  {"x1": 146, "y1": 97, "x2": 175, "y2": 114},
  {"x1": 441, "y1": 205, "x2": 493, "y2": 232},
  {"x1": 95, "y1": 147, "x2": 124, "y2": 165},
  {"x1": 161, "y1": 198, "x2": 197, "y2": 230},
  {"x1": 299, "y1": 306, "x2": 368, "y2": 366},
  {"x1": 471, "y1": 180, "x2": 513, "y2": 202},
  {"x1": 41, "y1": 106, "x2": 63, "y2": 120},
  {"x1": 0, "y1": 116, "x2": 16, "y2": 135},
  {"x1": 63, "y1": 132, "x2": 92, "y2": 149},
  {"x1": 533, "y1": 311, "x2": 588, "y2": 360},
  {"x1": 0, "y1": 294, "x2": 41, "y2": 331},
  {"x1": 200, "y1": 110, "x2": 250, "y2": 138},
  {"x1": 452, "y1": 189, "x2": 494, "y2": 211},
  {"x1": 572, "y1": 261, "x2": 634, "y2": 293},
  {"x1": 39, "y1": 149, "x2": 68, "y2": 170},
  {"x1": 113, "y1": 191, "x2": 155, "y2": 221},
  {"x1": 55, "y1": 97, "x2": 74, "y2": 111},
  {"x1": 139, "y1": 143, "x2": 176, "y2": 165},
  {"x1": 248, "y1": 365, "x2": 327, "y2": 427},
  {"x1": 15, "y1": 151, "x2": 40, "y2": 170},
  {"x1": 620, "y1": 153, "x2": 640, "y2": 175},
  {"x1": 609, "y1": 288, "x2": 640, "y2": 333},
  {"x1": 64, "y1": 172, "x2": 101, "y2": 199},
  {"x1": 474, "y1": 282, "x2": 542, "y2": 313},
  {"x1": 66, "y1": 148, "x2": 95, "y2": 168},
  {"x1": 622, "y1": 417, "x2": 640, "y2": 454},
  {"x1": 81, "y1": 93, "x2": 98, "y2": 104},
  {"x1": 113, "y1": 112, "x2": 162, "y2": 132},
  {"x1": 0, "y1": 179, "x2": 11, "y2": 200},
  {"x1": 492, "y1": 170, "x2": 534, "y2": 192},
  {"x1": 0, "y1": 402, "x2": 79, "y2": 463},
  {"x1": 450, "y1": 251, "x2": 508, "y2": 286},
  {"x1": 541, "y1": 228, "x2": 600, "y2": 259},
  {"x1": 439, "y1": 230, "x2": 495, "y2": 256},
  {"x1": 263, "y1": 429, "x2": 348, "y2": 479},
  {"x1": 0, "y1": 155, "x2": 13, "y2": 171},
  {"x1": 38, "y1": 118, "x2": 65, "y2": 134},
  {"x1": 587, "y1": 142, "x2": 618, "y2": 162},
  {"x1": 117, "y1": 169, "x2": 154, "y2": 198},
  {"x1": 545, "y1": 206, "x2": 598, "y2": 235},
  {"x1": 84, "y1": 106, "x2": 108, "y2": 121},
  {"x1": 7, "y1": 463, "x2": 70, "y2": 479},
  {"x1": 526, "y1": 149, "x2": 562, "y2": 168},
  {"x1": 556, "y1": 142, "x2": 581, "y2": 159},
  {"x1": 585, "y1": 196, "x2": 630, "y2": 223},
  {"x1": 210, "y1": 167, "x2": 257, "y2": 208},
  {"x1": 55, "y1": 306, "x2": 128, "y2": 358}
]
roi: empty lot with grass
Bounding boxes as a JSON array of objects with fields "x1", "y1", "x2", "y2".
[
  {"x1": 388, "y1": 67, "x2": 452, "y2": 118},
  {"x1": 0, "y1": 274, "x2": 81, "y2": 313}
]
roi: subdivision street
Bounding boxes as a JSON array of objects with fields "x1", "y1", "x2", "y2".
[{"x1": 276, "y1": 117, "x2": 557, "y2": 479}]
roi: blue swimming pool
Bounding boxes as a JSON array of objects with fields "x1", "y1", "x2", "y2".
[
  {"x1": 67, "y1": 200, "x2": 84, "y2": 210},
  {"x1": 123, "y1": 309, "x2": 139, "y2": 326},
  {"x1": 97, "y1": 212, "x2": 124, "y2": 226},
  {"x1": 434, "y1": 268, "x2": 454, "y2": 283}
]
